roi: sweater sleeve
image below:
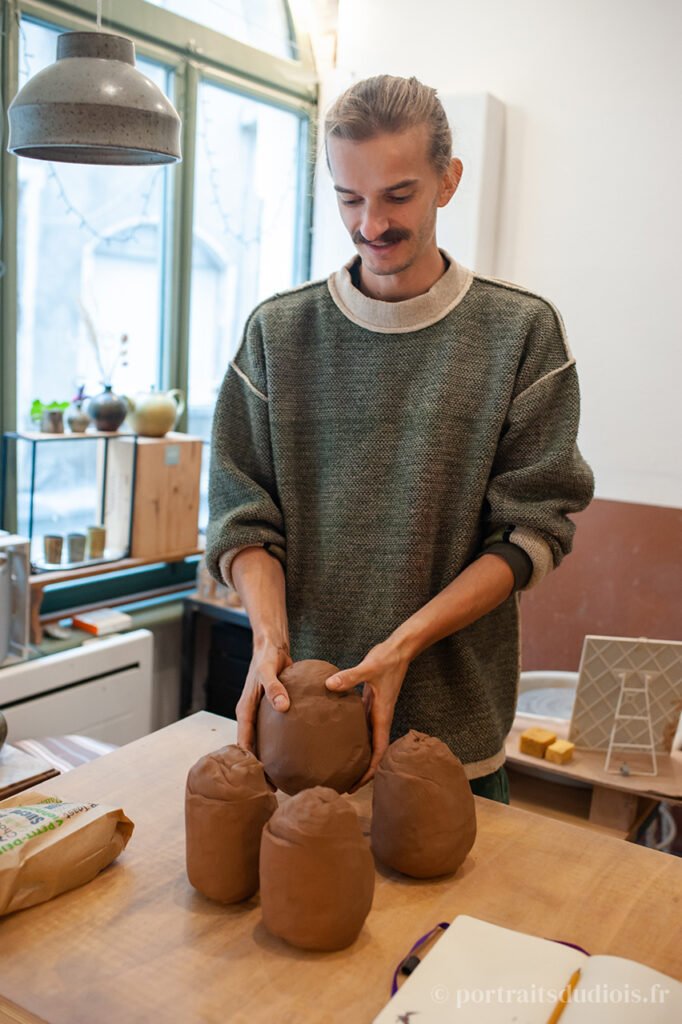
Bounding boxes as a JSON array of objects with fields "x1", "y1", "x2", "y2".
[
  {"x1": 205, "y1": 312, "x2": 286, "y2": 587},
  {"x1": 479, "y1": 300, "x2": 595, "y2": 590}
]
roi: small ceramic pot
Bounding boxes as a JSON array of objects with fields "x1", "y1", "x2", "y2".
[
  {"x1": 67, "y1": 403, "x2": 91, "y2": 433},
  {"x1": 88, "y1": 385, "x2": 128, "y2": 432},
  {"x1": 40, "y1": 410, "x2": 64, "y2": 433}
]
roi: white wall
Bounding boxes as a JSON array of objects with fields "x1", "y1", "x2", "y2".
[{"x1": 313, "y1": 0, "x2": 682, "y2": 509}]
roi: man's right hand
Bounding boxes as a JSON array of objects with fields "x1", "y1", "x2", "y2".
[
  {"x1": 236, "y1": 637, "x2": 293, "y2": 754},
  {"x1": 228, "y1": 546, "x2": 292, "y2": 754}
]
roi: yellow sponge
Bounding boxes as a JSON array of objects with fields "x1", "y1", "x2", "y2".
[
  {"x1": 545, "y1": 739, "x2": 575, "y2": 765},
  {"x1": 519, "y1": 727, "x2": 557, "y2": 758}
]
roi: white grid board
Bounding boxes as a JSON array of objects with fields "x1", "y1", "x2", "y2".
[{"x1": 568, "y1": 635, "x2": 682, "y2": 753}]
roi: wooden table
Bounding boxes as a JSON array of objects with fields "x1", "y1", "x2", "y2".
[{"x1": 1, "y1": 713, "x2": 681, "y2": 1024}]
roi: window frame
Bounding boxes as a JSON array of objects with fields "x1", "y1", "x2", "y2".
[{"x1": 0, "y1": 0, "x2": 317, "y2": 611}]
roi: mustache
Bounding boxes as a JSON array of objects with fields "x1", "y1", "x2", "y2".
[{"x1": 352, "y1": 229, "x2": 410, "y2": 246}]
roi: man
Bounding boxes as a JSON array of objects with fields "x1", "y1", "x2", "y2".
[{"x1": 206, "y1": 75, "x2": 594, "y2": 803}]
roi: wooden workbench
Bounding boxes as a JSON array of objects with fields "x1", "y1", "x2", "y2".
[{"x1": 1, "y1": 712, "x2": 681, "y2": 1024}]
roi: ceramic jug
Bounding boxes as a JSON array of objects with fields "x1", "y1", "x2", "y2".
[
  {"x1": 127, "y1": 388, "x2": 185, "y2": 437},
  {"x1": 88, "y1": 385, "x2": 128, "y2": 432}
]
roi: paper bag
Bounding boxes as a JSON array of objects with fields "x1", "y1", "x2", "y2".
[{"x1": 0, "y1": 790, "x2": 134, "y2": 916}]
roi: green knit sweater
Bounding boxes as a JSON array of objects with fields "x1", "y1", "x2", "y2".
[{"x1": 206, "y1": 254, "x2": 594, "y2": 778}]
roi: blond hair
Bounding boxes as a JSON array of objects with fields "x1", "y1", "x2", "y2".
[{"x1": 324, "y1": 75, "x2": 452, "y2": 176}]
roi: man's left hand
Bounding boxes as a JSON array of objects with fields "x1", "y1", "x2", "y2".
[{"x1": 325, "y1": 638, "x2": 411, "y2": 787}]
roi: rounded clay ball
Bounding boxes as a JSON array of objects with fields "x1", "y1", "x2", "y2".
[{"x1": 256, "y1": 659, "x2": 371, "y2": 795}]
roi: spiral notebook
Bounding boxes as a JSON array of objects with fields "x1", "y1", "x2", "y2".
[{"x1": 373, "y1": 916, "x2": 682, "y2": 1023}]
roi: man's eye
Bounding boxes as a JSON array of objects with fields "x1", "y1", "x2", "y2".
[
  {"x1": 341, "y1": 198, "x2": 361, "y2": 206},
  {"x1": 389, "y1": 195, "x2": 412, "y2": 203}
]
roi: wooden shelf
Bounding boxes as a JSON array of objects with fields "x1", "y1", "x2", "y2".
[
  {"x1": 8, "y1": 430, "x2": 135, "y2": 441},
  {"x1": 28, "y1": 542, "x2": 204, "y2": 643},
  {"x1": 29, "y1": 545, "x2": 203, "y2": 588}
]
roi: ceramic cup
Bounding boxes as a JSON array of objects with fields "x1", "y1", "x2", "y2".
[
  {"x1": 43, "y1": 534, "x2": 63, "y2": 564},
  {"x1": 85, "y1": 525, "x2": 106, "y2": 560},
  {"x1": 67, "y1": 532, "x2": 87, "y2": 563}
]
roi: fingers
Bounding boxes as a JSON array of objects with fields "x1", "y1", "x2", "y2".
[
  {"x1": 326, "y1": 664, "x2": 368, "y2": 692},
  {"x1": 362, "y1": 683, "x2": 374, "y2": 716},
  {"x1": 353, "y1": 751, "x2": 384, "y2": 790},
  {"x1": 352, "y1": 743, "x2": 385, "y2": 790},
  {"x1": 350, "y1": 690, "x2": 393, "y2": 791},
  {"x1": 262, "y1": 673, "x2": 290, "y2": 712},
  {"x1": 369, "y1": 710, "x2": 391, "y2": 771},
  {"x1": 351, "y1": 766, "x2": 374, "y2": 791},
  {"x1": 365, "y1": 740, "x2": 389, "y2": 785},
  {"x1": 237, "y1": 640, "x2": 292, "y2": 753},
  {"x1": 236, "y1": 701, "x2": 256, "y2": 755},
  {"x1": 363, "y1": 698, "x2": 393, "y2": 784}
]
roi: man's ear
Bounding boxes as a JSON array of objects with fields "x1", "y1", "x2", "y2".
[{"x1": 438, "y1": 157, "x2": 463, "y2": 208}]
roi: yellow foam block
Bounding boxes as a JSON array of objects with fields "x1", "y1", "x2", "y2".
[
  {"x1": 519, "y1": 727, "x2": 557, "y2": 759},
  {"x1": 545, "y1": 739, "x2": 575, "y2": 765}
]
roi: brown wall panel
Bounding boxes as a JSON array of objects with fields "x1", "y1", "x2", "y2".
[{"x1": 520, "y1": 498, "x2": 682, "y2": 671}]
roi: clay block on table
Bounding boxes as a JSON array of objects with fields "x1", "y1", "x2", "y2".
[
  {"x1": 545, "y1": 739, "x2": 575, "y2": 765},
  {"x1": 519, "y1": 727, "x2": 557, "y2": 759}
]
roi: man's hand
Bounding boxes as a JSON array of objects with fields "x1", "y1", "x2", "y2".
[
  {"x1": 236, "y1": 638, "x2": 293, "y2": 754},
  {"x1": 325, "y1": 638, "x2": 410, "y2": 787},
  {"x1": 322, "y1": 554, "x2": 516, "y2": 785},
  {"x1": 230, "y1": 546, "x2": 291, "y2": 754}
]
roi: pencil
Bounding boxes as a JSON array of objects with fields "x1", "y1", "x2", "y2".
[{"x1": 545, "y1": 967, "x2": 581, "y2": 1024}]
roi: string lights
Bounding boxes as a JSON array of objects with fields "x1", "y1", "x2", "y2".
[{"x1": 198, "y1": 95, "x2": 299, "y2": 251}]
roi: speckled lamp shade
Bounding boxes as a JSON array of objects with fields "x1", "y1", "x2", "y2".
[{"x1": 7, "y1": 32, "x2": 182, "y2": 165}]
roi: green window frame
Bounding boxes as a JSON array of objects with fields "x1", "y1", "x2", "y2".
[{"x1": 0, "y1": 0, "x2": 317, "y2": 613}]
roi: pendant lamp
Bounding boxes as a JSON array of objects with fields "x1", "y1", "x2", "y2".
[{"x1": 7, "y1": 13, "x2": 181, "y2": 166}]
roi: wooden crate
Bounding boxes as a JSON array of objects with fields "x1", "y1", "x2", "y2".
[{"x1": 106, "y1": 433, "x2": 202, "y2": 560}]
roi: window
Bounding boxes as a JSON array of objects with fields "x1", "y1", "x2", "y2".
[
  {"x1": 0, "y1": 0, "x2": 315, "y2": 567},
  {"x1": 187, "y1": 81, "x2": 304, "y2": 440},
  {"x1": 145, "y1": 0, "x2": 296, "y2": 59},
  {"x1": 16, "y1": 19, "x2": 171, "y2": 427}
]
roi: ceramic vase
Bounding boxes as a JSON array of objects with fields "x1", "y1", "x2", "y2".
[{"x1": 88, "y1": 385, "x2": 128, "y2": 432}]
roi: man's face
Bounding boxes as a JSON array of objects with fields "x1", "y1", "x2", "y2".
[{"x1": 326, "y1": 124, "x2": 460, "y2": 281}]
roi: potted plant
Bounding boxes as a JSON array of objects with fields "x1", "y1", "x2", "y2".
[{"x1": 30, "y1": 399, "x2": 69, "y2": 433}]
